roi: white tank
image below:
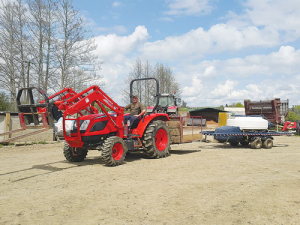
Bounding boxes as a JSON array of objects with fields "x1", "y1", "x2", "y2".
[{"x1": 226, "y1": 116, "x2": 268, "y2": 130}]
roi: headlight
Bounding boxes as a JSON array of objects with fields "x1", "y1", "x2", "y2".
[
  {"x1": 71, "y1": 120, "x2": 90, "y2": 133},
  {"x1": 80, "y1": 120, "x2": 90, "y2": 130}
]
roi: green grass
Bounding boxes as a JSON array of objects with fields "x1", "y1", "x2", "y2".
[
  {"x1": 0, "y1": 144, "x2": 3, "y2": 148},
  {"x1": 38, "y1": 140, "x2": 47, "y2": 144},
  {"x1": 178, "y1": 107, "x2": 190, "y2": 112}
]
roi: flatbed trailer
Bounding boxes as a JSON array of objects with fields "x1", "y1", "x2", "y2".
[{"x1": 202, "y1": 127, "x2": 293, "y2": 149}]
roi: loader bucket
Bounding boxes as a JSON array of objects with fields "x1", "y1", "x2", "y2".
[{"x1": 17, "y1": 87, "x2": 54, "y2": 128}]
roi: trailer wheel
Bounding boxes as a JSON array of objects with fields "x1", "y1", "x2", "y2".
[
  {"x1": 142, "y1": 120, "x2": 170, "y2": 158},
  {"x1": 229, "y1": 141, "x2": 239, "y2": 146},
  {"x1": 263, "y1": 138, "x2": 273, "y2": 149},
  {"x1": 63, "y1": 142, "x2": 88, "y2": 162},
  {"x1": 101, "y1": 136, "x2": 127, "y2": 166},
  {"x1": 250, "y1": 138, "x2": 262, "y2": 149}
]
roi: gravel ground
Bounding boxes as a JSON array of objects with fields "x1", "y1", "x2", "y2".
[{"x1": 0, "y1": 135, "x2": 299, "y2": 225}]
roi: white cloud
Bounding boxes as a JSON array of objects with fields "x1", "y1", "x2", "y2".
[
  {"x1": 176, "y1": 46, "x2": 300, "y2": 106},
  {"x1": 203, "y1": 66, "x2": 216, "y2": 78},
  {"x1": 245, "y1": 0, "x2": 300, "y2": 30},
  {"x1": 182, "y1": 76, "x2": 203, "y2": 97},
  {"x1": 227, "y1": 0, "x2": 300, "y2": 43},
  {"x1": 217, "y1": 46, "x2": 300, "y2": 77},
  {"x1": 91, "y1": 26, "x2": 149, "y2": 104},
  {"x1": 141, "y1": 23, "x2": 282, "y2": 61},
  {"x1": 112, "y1": 2, "x2": 121, "y2": 7},
  {"x1": 164, "y1": 0, "x2": 212, "y2": 16},
  {"x1": 141, "y1": 27, "x2": 211, "y2": 61},
  {"x1": 95, "y1": 26, "x2": 149, "y2": 58},
  {"x1": 212, "y1": 80, "x2": 236, "y2": 98}
]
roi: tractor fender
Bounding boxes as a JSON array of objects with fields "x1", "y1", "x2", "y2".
[{"x1": 131, "y1": 113, "x2": 169, "y2": 137}]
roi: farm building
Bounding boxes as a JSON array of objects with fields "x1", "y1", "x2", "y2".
[{"x1": 189, "y1": 108, "x2": 227, "y2": 127}]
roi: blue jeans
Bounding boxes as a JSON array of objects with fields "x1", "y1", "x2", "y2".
[{"x1": 124, "y1": 115, "x2": 139, "y2": 126}]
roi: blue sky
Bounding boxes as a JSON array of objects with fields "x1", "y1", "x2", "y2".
[{"x1": 73, "y1": 0, "x2": 300, "y2": 107}]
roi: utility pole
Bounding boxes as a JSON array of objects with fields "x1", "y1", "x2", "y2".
[{"x1": 24, "y1": 61, "x2": 31, "y2": 102}]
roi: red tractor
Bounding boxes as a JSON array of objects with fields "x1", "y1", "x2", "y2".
[
  {"x1": 6, "y1": 79, "x2": 171, "y2": 166},
  {"x1": 58, "y1": 80, "x2": 171, "y2": 166},
  {"x1": 147, "y1": 93, "x2": 180, "y2": 116}
]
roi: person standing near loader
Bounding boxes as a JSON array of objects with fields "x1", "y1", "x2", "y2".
[{"x1": 124, "y1": 95, "x2": 146, "y2": 125}]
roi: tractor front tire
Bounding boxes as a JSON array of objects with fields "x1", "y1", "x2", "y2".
[
  {"x1": 142, "y1": 120, "x2": 170, "y2": 158},
  {"x1": 101, "y1": 136, "x2": 127, "y2": 166},
  {"x1": 63, "y1": 142, "x2": 88, "y2": 162}
]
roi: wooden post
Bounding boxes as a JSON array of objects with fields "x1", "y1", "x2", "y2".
[{"x1": 5, "y1": 113, "x2": 11, "y2": 139}]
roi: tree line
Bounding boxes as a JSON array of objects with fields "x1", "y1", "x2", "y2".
[
  {"x1": 123, "y1": 58, "x2": 181, "y2": 107},
  {"x1": 0, "y1": 0, "x2": 100, "y2": 111}
]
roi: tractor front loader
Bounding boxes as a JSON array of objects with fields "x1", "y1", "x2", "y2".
[
  {"x1": 0, "y1": 87, "x2": 97, "y2": 144},
  {"x1": 0, "y1": 87, "x2": 54, "y2": 144}
]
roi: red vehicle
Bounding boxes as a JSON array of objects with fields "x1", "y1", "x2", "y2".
[
  {"x1": 147, "y1": 93, "x2": 180, "y2": 116},
  {"x1": 2, "y1": 82, "x2": 171, "y2": 166},
  {"x1": 282, "y1": 120, "x2": 299, "y2": 132},
  {"x1": 58, "y1": 80, "x2": 171, "y2": 166}
]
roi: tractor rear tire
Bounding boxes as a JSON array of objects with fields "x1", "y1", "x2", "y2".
[
  {"x1": 263, "y1": 138, "x2": 273, "y2": 149},
  {"x1": 63, "y1": 142, "x2": 88, "y2": 162},
  {"x1": 250, "y1": 138, "x2": 262, "y2": 149},
  {"x1": 101, "y1": 136, "x2": 127, "y2": 166},
  {"x1": 142, "y1": 120, "x2": 170, "y2": 158}
]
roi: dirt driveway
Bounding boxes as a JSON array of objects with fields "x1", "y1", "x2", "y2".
[{"x1": 0, "y1": 136, "x2": 300, "y2": 225}]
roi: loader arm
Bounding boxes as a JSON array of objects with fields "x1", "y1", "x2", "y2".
[
  {"x1": 62, "y1": 85, "x2": 124, "y2": 136},
  {"x1": 40, "y1": 87, "x2": 98, "y2": 115}
]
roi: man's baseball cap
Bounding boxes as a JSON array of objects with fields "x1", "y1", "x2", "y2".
[{"x1": 132, "y1": 95, "x2": 138, "y2": 98}]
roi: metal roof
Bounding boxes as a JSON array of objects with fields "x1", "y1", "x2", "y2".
[{"x1": 189, "y1": 107, "x2": 227, "y2": 113}]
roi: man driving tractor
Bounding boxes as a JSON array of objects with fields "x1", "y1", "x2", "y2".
[{"x1": 124, "y1": 95, "x2": 146, "y2": 125}]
